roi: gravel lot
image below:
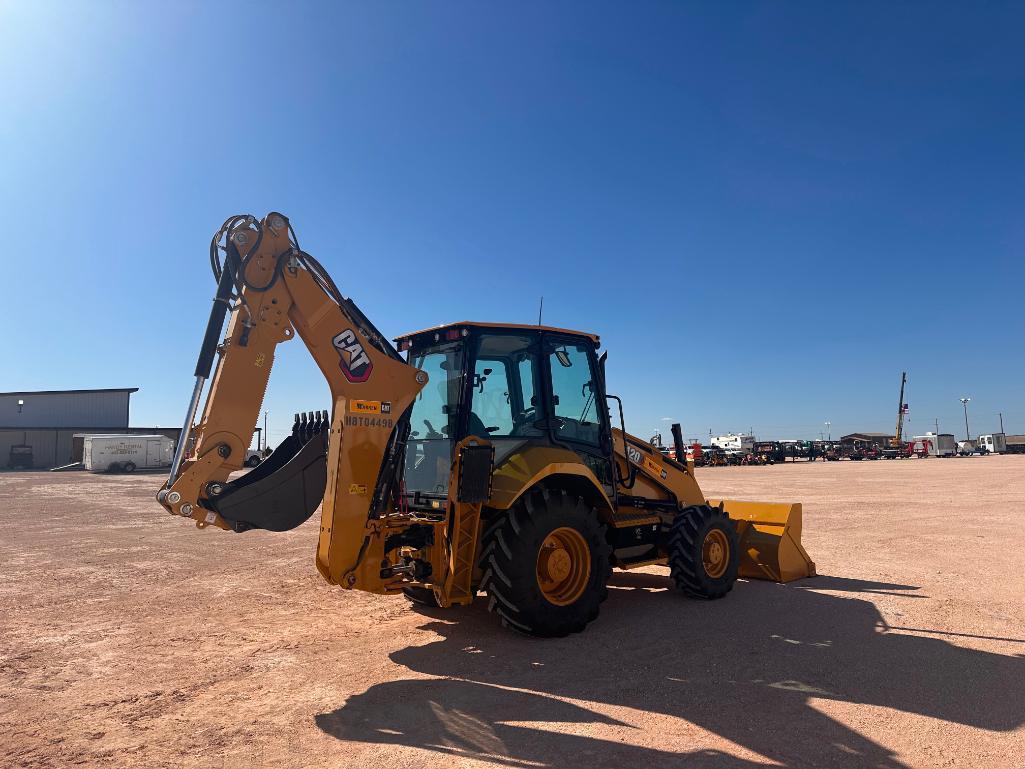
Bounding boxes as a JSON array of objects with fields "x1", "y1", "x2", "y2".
[{"x1": 2, "y1": 456, "x2": 1023, "y2": 768}]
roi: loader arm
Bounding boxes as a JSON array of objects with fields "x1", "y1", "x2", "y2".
[
  {"x1": 157, "y1": 213, "x2": 427, "y2": 590},
  {"x1": 611, "y1": 426, "x2": 815, "y2": 583}
]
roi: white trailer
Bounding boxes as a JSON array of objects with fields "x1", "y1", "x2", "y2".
[
  {"x1": 977, "y1": 433, "x2": 1007, "y2": 454},
  {"x1": 712, "y1": 433, "x2": 755, "y2": 453},
  {"x1": 83, "y1": 434, "x2": 174, "y2": 473},
  {"x1": 914, "y1": 432, "x2": 956, "y2": 458}
]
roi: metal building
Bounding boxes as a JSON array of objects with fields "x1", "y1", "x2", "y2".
[
  {"x1": 0, "y1": 387, "x2": 172, "y2": 469},
  {"x1": 839, "y1": 432, "x2": 894, "y2": 448},
  {"x1": 0, "y1": 388, "x2": 136, "y2": 429}
]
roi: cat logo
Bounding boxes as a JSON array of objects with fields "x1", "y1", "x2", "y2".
[{"x1": 332, "y1": 328, "x2": 372, "y2": 383}]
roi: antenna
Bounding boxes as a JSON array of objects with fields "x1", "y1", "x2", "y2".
[{"x1": 537, "y1": 296, "x2": 544, "y2": 326}]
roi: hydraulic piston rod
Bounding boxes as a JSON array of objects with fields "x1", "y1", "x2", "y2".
[{"x1": 165, "y1": 374, "x2": 205, "y2": 487}]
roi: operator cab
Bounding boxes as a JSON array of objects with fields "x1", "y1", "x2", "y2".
[{"x1": 395, "y1": 322, "x2": 615, "y2": 510}]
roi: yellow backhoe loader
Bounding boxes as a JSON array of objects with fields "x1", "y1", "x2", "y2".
[{"x1": 157, "y1": 213, "x2": 814, "y2": 637}]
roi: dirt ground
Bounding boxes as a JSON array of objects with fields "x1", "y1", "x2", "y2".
[{"x1": 1, "y1": 456, "x2": 1024, "y2": 769}]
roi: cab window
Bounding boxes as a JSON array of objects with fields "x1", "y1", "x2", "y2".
[
  {"x1": 471, "y1": 334, "x2": 543, "y2": 438},
  {"x1": 404, "y1": 343, "x2": 463, "y2": 495},
  {"x1": 548, "y1": 342, "x2": 602, "y2": 446}
]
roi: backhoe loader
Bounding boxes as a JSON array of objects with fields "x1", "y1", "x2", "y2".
[{"x1": 158, "y1": 213, "x2": 815, "y2": 637}]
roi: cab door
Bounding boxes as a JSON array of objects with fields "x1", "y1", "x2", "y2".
[{"x1": 542, "y1": 336, "x2": 616, "y2": 499}]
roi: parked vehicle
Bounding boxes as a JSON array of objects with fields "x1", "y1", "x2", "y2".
[
  {"x1": 977, "y1": 434, "x2": 1006, "y2": 454},
  {"x1": 754, "y1": 441, "x2": 786, "y2": 464},
  {"x1": 907, "y1": 438, "x2": 932, "y2": 458},
  {"x1": 8, "y1": 444, "x2": 33, "y2": 469},
  {"x1": 846, "y1": 440, "x2": 877, "y2": 460},
  {"x1": 913, "y1": 433, "x2": 956, "y2": 458},
  {"x1": 83, "y1": 434, "x2": 174, "y2": 473},
  {"x1": 244, "y1": 449, "x2": 265, "y2": 467},
  {"x1": 703, "y1": 446, "x2": 728, "y2": 467}
]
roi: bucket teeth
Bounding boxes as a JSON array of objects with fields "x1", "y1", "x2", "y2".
[{"x1": 290, "y1": 409, "x2": 330, "y2": 444}]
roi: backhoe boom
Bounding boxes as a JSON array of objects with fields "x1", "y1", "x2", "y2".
[{"x1": 158, "y1": 213, "x2": 427, "y2": 592}]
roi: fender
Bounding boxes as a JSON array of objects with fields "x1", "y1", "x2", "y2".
[{"x1": 488, "y1": 444, "x2": 614, "y2": 520}]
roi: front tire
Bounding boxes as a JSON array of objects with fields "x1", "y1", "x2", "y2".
[
  {"x1": 479, "y1": 489, "x2": 611, "y2": 638},
  {"x1": 669, "y1": 504, "x2": 739, "y2": 599}
]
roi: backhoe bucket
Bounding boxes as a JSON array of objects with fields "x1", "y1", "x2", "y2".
[
  {"x1": 210, "y1": 431, "x2": 327, "y2": 533},
  {"x1": 709, "y1": 499, "x2": 816, "y2": 583}
]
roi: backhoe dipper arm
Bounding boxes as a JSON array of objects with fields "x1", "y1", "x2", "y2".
[{"x1": 157, "y1": 213, "x2": 427, "y2": 591}]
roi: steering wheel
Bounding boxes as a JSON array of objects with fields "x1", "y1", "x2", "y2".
[{"x1": 512, "y1": 406, "x2": 537, "y2": 434}]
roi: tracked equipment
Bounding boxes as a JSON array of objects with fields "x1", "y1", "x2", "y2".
[{"x1": 157, "y1": 212, "x2": 814, "y2": 637}]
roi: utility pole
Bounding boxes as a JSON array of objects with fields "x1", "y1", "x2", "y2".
[
  {"x1": 999, "y1": 412, "x2": 1004, "y2": 433},
  {"x1": 825, "y1": 421, "x2": 831, "y2": 441},
  {"x1": 935, "y1": 417, "x2": 939, "y2": 434},
  {"x1": 263, "y1": 411, "x2": 268, "y2": 451},
  {"x1": 959, "y1": 398, "x2": 971, "y2": 441}
]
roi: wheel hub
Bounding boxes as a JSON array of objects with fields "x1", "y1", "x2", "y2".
[
  {"x1": 535, "y1": 527, "x2": 591, "y2": 606},
  {"x1": 540, "y1": 547, "x2": 572, "y2": 583},
  {"x1": 702, "y1": 528, "x2": 730, "y2": 579}
]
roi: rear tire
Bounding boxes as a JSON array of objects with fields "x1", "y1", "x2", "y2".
[
  {"x1": 122, "y1": 461, "x2": 136, "y2": 473},
  {"x1": 479, "y1": 489, "x2": 611, "y2": 638},
  {"x1": 669, "y1": 504, "x2": 739, "y2": 599},
  {"x1": 245, "y1": 455, "x2": 261, "y2": 468}
]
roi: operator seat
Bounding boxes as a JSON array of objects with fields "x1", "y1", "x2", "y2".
[{"x1": 467, "y1": 411, "x2": 490, "y2": 439}]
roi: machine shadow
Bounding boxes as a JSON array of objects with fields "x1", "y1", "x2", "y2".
[{"x1": 317, "y1": 574, "x2": 1025, "y2": 768}]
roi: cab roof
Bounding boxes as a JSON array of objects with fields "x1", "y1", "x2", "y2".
[{"x1": 395, "y1": 321, "x2": 600, "y2": 346}]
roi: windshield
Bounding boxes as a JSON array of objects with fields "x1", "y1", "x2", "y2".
[{"x1": 403, "y1": 343, "x2": 464, "y2": 497}]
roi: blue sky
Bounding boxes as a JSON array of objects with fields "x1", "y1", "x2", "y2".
[{"x1": 1, "y1": 2, "x2": 1021, "y2": 445}]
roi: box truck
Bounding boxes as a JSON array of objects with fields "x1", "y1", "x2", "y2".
[{"x1": 83, "y1": 435, "x2": 174, "y2": 473}]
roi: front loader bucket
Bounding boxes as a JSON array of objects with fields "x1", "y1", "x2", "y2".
[{"x1": 709, "y1": 499, "x2": 816, "y2": 583}]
